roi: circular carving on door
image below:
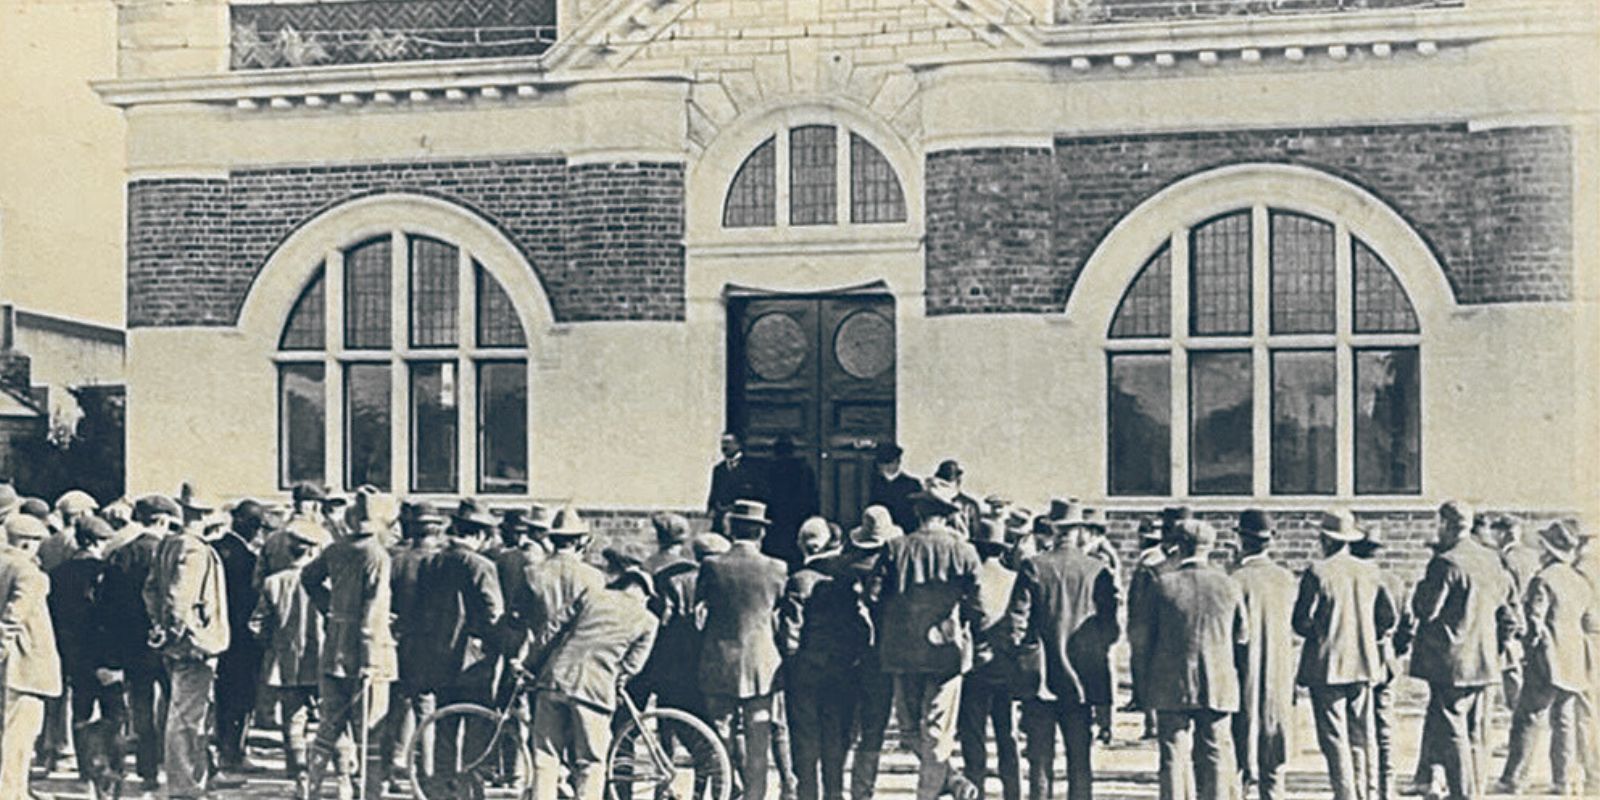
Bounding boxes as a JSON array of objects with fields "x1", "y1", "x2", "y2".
[
  {"x1": 835, "y1": 310, "x2": 894, "y2": 380},
  {"x1": 746, "y1": 313, "x2": 808, "y2": 381}
]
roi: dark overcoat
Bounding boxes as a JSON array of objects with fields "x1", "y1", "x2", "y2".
[
  {"x1": 1409, "y1": 537, "x2": 1514, "y2": 687},
  {"x1": 1230, "y1": 554, "x2": 1298, "y2": 777},
  {"x1": 872, "y1": 527, "x2": 980, "y2": 678},
  {"x1": 1007, "y1": 546, "x2": 1118, "y2": 704},
  {"x1": 1135, "y1": 557, "x2": 1245, "y2": 713},
  {"x1": 409, "y1": 541, "x2": 504, "y2": 691}
]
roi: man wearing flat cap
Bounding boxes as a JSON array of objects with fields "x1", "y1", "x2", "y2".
[
  {"x1": 102, "y1": 494, "x2": 181, "y2": 790},
  {"x1": 38, "y1": 489, "x2": 100, "y2": 573},
  {"x1": 1008, "y1": 508, "x2": 1118, "y2": 800},
  {"x1": 871, "y1": 482, "x2": 982, "y2": 800},
  {"x1": 1409, "y1": 500, "x2": 1516, "y2": 800},
  {"x1": 1228, "y1": 510, "x2": 1297, "y2": 800},
  {"x1": 0, "y1": 514, "x2": 62, "y2": 800},
  {"x1": 1493, "y1": 521, "x2": 1597, "y2": 795},
  {"x1": 257, "y1": 482, "x2": 338, "y2": 590},
  {"x1": 1132, "y1": 518, "x2": 1246, "y2": 800},
  {"x1": 249, "y1": 518, "x2": 326, "y2": 787},
  {"x1": 47, "y1": 516, "x2": 127, "y2": 786},
  {"x1": 697, "y1": 499, "x2": 790, "y2": 800},
  {"x1": 868, "y1": 442, "x2": 922, "y2": 535},
  {"x1": 1292, "y1": 510, "x2": 1396, "y2": 800}
]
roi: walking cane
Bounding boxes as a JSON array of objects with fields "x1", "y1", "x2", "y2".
[{"x1": 358, "y1": 675, "x2": 372, "y2": 800}]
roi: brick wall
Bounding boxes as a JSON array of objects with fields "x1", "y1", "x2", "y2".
[
  {"x1": 127, "y1": 157, "x2": 685, "y2": 327},
  {"x1": 925, "y1": 123, "x2": 1573, "y2": 314}
]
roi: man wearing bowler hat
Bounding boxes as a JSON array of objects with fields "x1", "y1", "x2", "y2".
[
  {"x1": 1127, "y1": 506, "x2": 1190, "y2": 741},
  {"x1": 697, "y1": 499, "x2": 789, "y2": 800},
  {"x1": 1008, "y1": 508, "x2": 1118, "y2": 800},
  {"x1": 871, "y1": 482, "x2": 982, "y2": 800},
  {"x1": 1492, "y1": 521, "x2": 1597, "y2": 795},
  {"x1": 868, "y1": 443, "x2": 922, "y2": 535},
  {"x1": 1228, "y1": 510, "x2": 1297, "y2": 800},
  {"x1": 1132, "y1": 518, "x2": 1245, "y2": 800},
  {"x1": 1292, "y1": 510, "x2": 1395, "y2": 800}
]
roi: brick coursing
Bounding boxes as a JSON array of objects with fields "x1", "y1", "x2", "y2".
[
  {"x1": 127, "y1": 157, "x2": 686, "y2": 327},
  {"x1": 925, "y1": 124, "x2": 1573, "y2": 315},
  {"x1": 924, "y1": 148, "x2": 1058, "y2": 314}
]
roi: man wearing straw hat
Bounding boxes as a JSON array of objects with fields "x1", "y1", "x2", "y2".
[
  {"x1": 835, "y1": 505, "x2": 901, "y2": 800},
  {"x1": 871, "y1": 482, "x2": 982, "y2": 800},
  {"x1": 697, "y1": 499, "x2": 789, "y2": 800},
  {"x1": 1228, "y1": 510, "x2": 1297, "y2": 800},
  {"x1": 1492, "y1": 521, "x2": 1597, "y2": 795},
  {"x1": 1292, "y1": 510, "x2": 1396, "y2": 800},
  {"x1": 297, "y1": 491, "x2": 399, "y2": 800}
]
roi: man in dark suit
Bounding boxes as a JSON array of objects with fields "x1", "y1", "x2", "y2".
[
  {"x1": 212, "y1": 500, "x2": 266, "y2": 774},
  {"x1": 961, "y1": 518, "x2": 1021, "y2": 800},
  {"x1": 1127, "y1": 507, "x2": 1188, "y2": 741},
  {"x1": 872, "y1": 483, "x2": 982, "y2": 800},
  {"x1": 103, "y1": 495, "x2": 179, "y2": 791},
  {"x1": 706, "y1": 432, "x2": 766, "y2": 535},
  {"x1": 837, "y1": 506, "x2": 901, "y2": 800},
  {"x1": 764, "y1": 436, "x2": 819, "y2": 569},
  {"x1": 1228, "y1": 510, "x2": 1297, "y2": 800},
  {"x1": 1008, "y1": 510, "x2": 1119, "y2": 800},
  {"x1": 1292, "y1": 511, "x2": 1396, "y2": 800},
  {"x1": 527, "y1": 565, "x2": 658, "y2": 800},
  {"x1": 697, "y1": 499, "x2": 789, "y2": 800},
  {"x1": 1493, "y1": 522, "x2": 1597, "y2": 795},
  {"x1": 1132, "y1": 519, "x2": 1246, "y2": 800},
  {"x1": 1352, "y1": 525, "x2": 1410, "y2": 800},
  {"x1": 1409, "y1": 501, "x2": 1516, "y2": 800},
  {"x1": 867, "y1": 443, "x2": 922, "y2": 535}
]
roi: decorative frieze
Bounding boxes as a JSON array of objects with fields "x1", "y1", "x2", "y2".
[{"x1": 230, "y1": 0, "x2": 557, "y2": 70}]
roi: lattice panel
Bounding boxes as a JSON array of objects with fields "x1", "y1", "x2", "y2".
[
  {"x1": 476, "y1": 263, "x2": 526, "y2": 348},
  {"x1": 790, "y1": 126, "x2": 838, "y2": 226},
  {"x1": 280, "y1": 267, "x2": 325, "y2": 351},
  {"x1": 1269, "y1": 211, "x2": 1335, "y2": 334},
  {"x1": 1110, "y1": 246, "x2": 1171, "y2": 338},
  {"x1": 409, "y1": 237, "x2": 458, "y2": 348},
  {"x1": 231, "y1": 0, "x2": 556, "y2": 69},
  {"x1": 1190, "y1": 212, "x2": 1252, "y2": 336},
  {"x1": 724, "y1": 137, "x2": 776, "y2": 228},
  {"x1": 1353, "y1": 238, "x2": 1420, "y2": 334},
  {"x1": 850, "y1": 133, "x2": 906, "y2": 224},
  {"x1": 344, "y1": 238, "x2": 391, "y2": 349}
]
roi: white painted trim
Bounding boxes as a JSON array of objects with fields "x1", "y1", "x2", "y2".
[
  {"x1": 923, "y1": 134, "x2": 1057, "y2": 153},
  {"x1": 685, "y1": 236, "x2": 924, "y2": 256},
  {"x1": 126, "y1": 167, "x2": 233, "y2": 181}
]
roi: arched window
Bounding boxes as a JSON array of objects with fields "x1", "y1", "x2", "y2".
[
  {"x1": 276, "y1": 232, "x2": 529, "y2": 495},
  {"x1": 722, "y1": 125, "x2": 906, "y2": 228},
  {"x1": 1106, "y1": 206, "x2": 1420, "y2": 498}
]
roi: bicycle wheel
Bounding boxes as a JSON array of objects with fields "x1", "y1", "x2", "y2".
[
  {"x1": 607, "y1": 707, "x2": 732, "y2": 800},
  {"x1": 407, "y1": 702, "x2": 532, "y2": 800}
]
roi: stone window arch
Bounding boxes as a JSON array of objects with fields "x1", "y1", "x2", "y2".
[{"x1": 722, "y1": 125, "x2": 906, "y2": 228}]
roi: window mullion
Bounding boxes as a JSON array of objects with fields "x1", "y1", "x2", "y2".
[
  {"x1": 1251, "y1": 205, "x2": 1271, "y2": 497},
  {"x1": 775, "y1": 129, "x2": 791, "y2": 229},
  {"x1": 389, "y1": 231, "x2": 409, "y2": 493},
  {"x1": 458, "y1": 247, "x2": 477, "y2": 494},
  {"x1": 1335, "y1": 224, "x2": 1356, "y2": 496},
  {"x1": 1169, "y1": 228, "x2": 1189, "y2": 499},
  {"x1": 324, "y1": 248, "x2": 345, "y2": 490},
  {"x1": 836, "y1": 125, "x2": 850, "y2": 226}
]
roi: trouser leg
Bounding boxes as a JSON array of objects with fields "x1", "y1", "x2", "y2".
[
  {"x1": 957, "y1": 678, "x2": 991, "y2": 794},
  {"x1": 213, "y1": 649, "x2": 259, "y2": 767},
  {"x1": 850, "y1": 670, "x2": 894, "y2": 800},
  {"x1": 788, "y1": 683, "x2": 823, "y2": 800},
  {"x1": 70, "y1": 677, "x2": 100, "y2": 780},
  {"x1": 1156, "y1": 711, "x2": 1195, "y2": 800},
  {"x1": 279, "y1": 687, "x2": 313, "y2": 776},
  {"x1": 1, "y1": 690, "x2": 46, "y2": 799},
  {"x1": 819, "y1": 681, "x2": 855, "y2": 800},
  {"x1": 1193, "y1": 709, "x2": 1237, "y2": 800},
  {"x1": 1499, "y1": 675, "x2": 1552, "y2": 790},
  {"x1": 1429, "y1": 683, "x2": 1484, "y2": 800},
  {"x1": 1549, "y1": 687, "x2": 1579, "y2": 792},
  {"x1": 773, "y1": 691, "x2": 799, "y2": 800},
  {"x1": 531, "y1": 692, "x2": 568, "y2": 800},
  {"x1": 1057, "y1": 702, "x2": 1093, "y2": 800},
  {"x1": 1373, "y1": 679, "x2": 1395, "y2": 800},
  {"x1": 1021, "y1": 701, "x2": 1056, "y2": 800},
  {"x1": 990, "y1": 690, "x2": 1021, "y2": 800},
  {"x1": 900, "y1": 673, "x2": 964, "y2": 800},
  {"x1": 163, "y1": 658, "x2": 217, "y2": 798},
  {"x1": 1312, "y1": 686, "x2": 1358, "y2": 800},
  {"x1": 126, "y1": 664, "x2": 162, "y2": 782}
]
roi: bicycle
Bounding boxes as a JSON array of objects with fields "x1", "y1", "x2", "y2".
[{"x1": 405, "y1": 664, "x2": 732, "y2": 800}]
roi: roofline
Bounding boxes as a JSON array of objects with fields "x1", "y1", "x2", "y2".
[{"x1": 12, "y1": 308, "x2": 126, "y2": 348}]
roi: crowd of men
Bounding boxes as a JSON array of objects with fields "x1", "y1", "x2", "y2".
[{"x1": 0, "y1": 433, "x2": 1594, "y2": 800}]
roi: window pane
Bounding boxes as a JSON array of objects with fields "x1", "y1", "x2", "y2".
[
  {"x1": 280, "y1": 363, "x2": 325, "y2": 487},
  {"x1": 345, "y1": 363, "x2": 391, "y2": 491},
  {"x1": 1353, "y1": 238, "x2": 1420, "y2": 334},
  {"x1": 790, "y1": 125, "x2": 837, "y2": 226},
  {"x1": 1270, "y1": 212, "x2": 1335, "y2": 334},
  {"x1": 410, "y1": 362, "x2": 459, "y2": 493},
  {"x1": 1356, "y1": 348, "x2": 1421, "y2": 494},
  {"x1": 1271, "y1": 350, "x2": 1336, "y2": 494},
  {"x1": 478, "y1": 361, "x2": 528, "y2": 494},
  {"x1": 1190, "y1": 212, "x2": 1252, "y2": 336},
  {"x1": 1110, "y1": 246, "x2": 1171, "y2": 338},
  {"x1": 724, "y1": 137, "x2": 776, "y2": 228},
  {"x1": 344, "y1": 238, "x2": 392, "y2": 349},
  {"x1": 1190, "y1": 350, "x2": 1252, "y2": 495},
  {"x1": 850, "y1": 132, "x2": 906, "y2": 224},
  {"x1": 1108, "y1": 353, "x2": 1171, "y2": 496},
  {"x1": 410, "y1": 237, "x2": 459, "y2": 348},
  {"x1": 476, "y1": 263, "x2": 526, "y2": 348},
  {"x1": 280, "y1": 268, "x2": 325, "y2": 351}
]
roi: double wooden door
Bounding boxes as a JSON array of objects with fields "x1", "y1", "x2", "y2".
[{"x1": 727, "y1": 294, "x2": 896, "y2": 529}]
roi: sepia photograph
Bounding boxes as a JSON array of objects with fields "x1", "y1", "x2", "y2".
[{"x1": 0, "y1": 0, "x2": 1596, "y2": 796}]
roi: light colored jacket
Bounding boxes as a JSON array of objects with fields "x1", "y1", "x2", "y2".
[
  {"x1": 1524, "y1": 561, "x2": 1597, "y2": 693},
  {"x1": 143, "y1": 531, "x2": 230, "y2": 660},
  {"x1": 1292, "y1": 551, "x2": 1395, "y2": 687},
  {"x1": 531, "y1": 587, "x2": 658, "y2": 712},
  {"x1": 250, "y1": 565, "x2": 324, "y2": 687},
  {"x1": 0, "y1": 546, "x2": 62, "y2": 697}
]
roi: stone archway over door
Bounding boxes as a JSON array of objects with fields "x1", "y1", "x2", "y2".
[{"x1": 727, "y1": 293, "x2": 896, "y2": 529}]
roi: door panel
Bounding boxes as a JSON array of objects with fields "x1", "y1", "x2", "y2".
[{"x1": 728, "y1": 294, "x2": 895, "y2": 530}]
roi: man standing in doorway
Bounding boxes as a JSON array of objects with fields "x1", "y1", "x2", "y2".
[
  {"x1": 707, "y1": 432, "x2": 766, "y2": 536},
  {"x1": 867, "y1": 443, "x2": 921, "y2": 535}
]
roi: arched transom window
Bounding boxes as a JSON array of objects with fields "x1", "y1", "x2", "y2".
[
  {"x1": 277, "y1": 232, "x2": 530, "y2": 494},
  {"x1": 1106, "y1": 206, "x2": 1421, "y2": 498},
  {"x1": 723, "y1": 126, "x2": 907, "y2": 228}
]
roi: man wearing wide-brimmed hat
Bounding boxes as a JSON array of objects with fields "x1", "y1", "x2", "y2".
[
  {"x1": 257, "y1": 482, "x2": 340, "y2": 590},
  {"x1": 1228, "y1": 510, "x2": 1297, "y2": 800},
  {"x1": 1349, "y1": 524, "x2": 1408, "y2": 800},
  {"x1": 697, "y1": 498, "x2": 790, "y2": 800},
  {"x1": 1492, "y1": 521, "x2": 1596, "y2": 795},
  {"x1": 957, "y1": 517, "x2": 1021, "y2": 800},
  {"x1": 872, "y1": 482, "x2": 982, "y2": 800},
  {"x1": 1409, "y1": 500, "x2": 1516, "y2": 800},
  {"x1": 1131, "y1": 518, "x2": 1245, "y2": 800},
  {"x1": 1292, "y1": 510, "x2": 1396, "y2": 800},
  {"x1": 829, "y1": 504, "x2": 900, "y2": 800},
  {"x1": 1008, "y1": 507, "x2": 1117, "y2": 800}
]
